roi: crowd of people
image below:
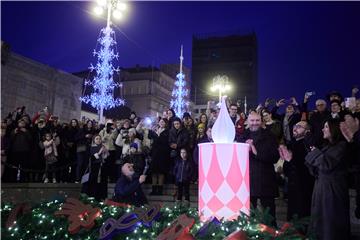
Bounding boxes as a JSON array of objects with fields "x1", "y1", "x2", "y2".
[{"x1": 1, "y1": 87, "x2": 360, "y2": 240}]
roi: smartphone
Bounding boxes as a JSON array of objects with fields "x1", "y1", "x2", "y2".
[{"x1": 345, "y1": 97, "x2": 356, "y2": 109}]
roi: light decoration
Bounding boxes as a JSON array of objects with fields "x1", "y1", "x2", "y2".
[
  {"x1": 1, "y1": 197, "x2": 306, "y2": 239},
  {"x1": 80, "y1": 0, "x2": 127, "y2": 123},
  {"x1": 170, "y1": 45, "x2": 189, "y2": 117},
  {"x1": 80, "y1": 26, "x2": 125, "y2": 122},
  {"x1": 210, "y1": 75, "x2": 231, "y2": 106}
]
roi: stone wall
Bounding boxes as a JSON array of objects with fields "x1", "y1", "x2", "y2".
[{"x1": 1, "y1": 49, "x2": 82, "y2": 123}]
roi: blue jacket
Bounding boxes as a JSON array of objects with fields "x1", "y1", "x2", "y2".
[
  {"x1": 173, "y1": 158, "x2": 194, "y2": 183},
  {"x1": 113, "y1": 174, "x2": 148, "y2": 207}
]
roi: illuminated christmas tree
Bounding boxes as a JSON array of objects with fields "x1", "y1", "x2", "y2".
[
  {"x1": 170, "y1": 45, "x2": 189, "y2": 117},
  {"x1": 80, "y1": 24, "x2": 125, "y2": 122}
]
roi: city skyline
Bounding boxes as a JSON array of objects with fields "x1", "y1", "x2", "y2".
[{"x1": 2, "y1": 1, "x2": 360, "y2": 105}]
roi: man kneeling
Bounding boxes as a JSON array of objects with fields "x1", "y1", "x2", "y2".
[{"x1": 113, "y1": 163, "x2": 148, "y2": 207}]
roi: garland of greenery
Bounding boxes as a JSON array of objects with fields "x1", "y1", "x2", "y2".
[{"x1": 1, "y1": 195, "x2": 313, "y2": 240}]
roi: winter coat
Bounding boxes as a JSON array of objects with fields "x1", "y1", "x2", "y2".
[
  {"x1": 151, "y1": 128, "x2": 171, "y2": 174},
  {"x1": 193, "y1": 135, "x2": 211, "y2": 165},
  {"x1": 173, "y1": 158, "x2": 194, "y2": 184},
  {"x1": 283, "y1": 138, "x2": 314, "y2": 220},
  {"x1": 308, "y1": 110, "x2": 331, "y2": 148},
  {"x1": 113, "y1": 174, "x2": 148, "y2": 207},
  {"x1": 271, "y1": 106, "x2": 301, "y2": 143},
  {"x1": 115, "y1": 135, "x2": 142, "y2": 156},
  {"x1": 168, "y1": 127, "x2": 190, "y2": 155},
  {"x1": 76, "y1": 127, "x2": 96, "y2": 148},
  {"x1": 305, "y1": 141, "x2": 350, "y2": 240},
  {"x1": 185, "y1": 125, "x2": 196, "y2": 152},
  {"x1": 99, "y1": 129, "x2": 118, "y2": 151},
  {"x1": 239, "y1": 128, "x2": 280, "y2": 197},
  {"x1": 264, "y1": 120, "x2": 283, "y2": 144},
  {"x1": 10, "y1": 129, "x2": 32, "y2": 153},
  {"x1": 235, "y1": 117, "x2": 246, "y2": 140}
]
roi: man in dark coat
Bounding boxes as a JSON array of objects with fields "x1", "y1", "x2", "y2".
[
  {"x1": 340, "y1": 113, "x2": 360, "y2": 220},
  {"x1": 113, "y1": 163, "x2": 148, "y2": 207},
  {"x1": 239, "y1": 112, "x2": 279, "y2": 225},
  {"x1": 280, "y1": 121, "x2": 314, "y2": 220},
  {"x1": 307, "y1": 99, "x2": 331, "y2": 148}
]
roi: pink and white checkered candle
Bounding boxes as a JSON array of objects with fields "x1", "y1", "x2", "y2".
[
  {"x1": 198, "y1": 142, "x2": 250, "y2": 221},
  {"x1": 197, "y1": 95, "x2": 250, "y2": 221}
]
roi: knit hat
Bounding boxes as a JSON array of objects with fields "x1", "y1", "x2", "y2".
[
  {"x1": 198, "y1": 123, "x2": 206, "y2": 129},
  {"x1": 130, "y1": 142, "x2": 138, "y2": 149}
]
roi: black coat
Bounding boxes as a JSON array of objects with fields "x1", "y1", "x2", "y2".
[
  {"x1": 173, "y1": 158, "x2": 195, "y2": 183},
  {"x1": 168, "y1": 127, "x2": 190, "y2": 154},
  {"x1": 308, "y1": 110, "x2": 331, "y2": 148},
  {"x1": 10, "y1": 129, "x2": 32, "y2": 153},
  {"x1": 271, "y1": 106, "x2": 301, "y2": 143},
  {"x1": 305, "y1": 141, "x2": 350, "y2": 240},
  {"x1": 76, "y1": 127, "x2": 96, "y2": 146},
  {"x1": 151, "y1": 129, "x2": 171, "y2": 174},
  {"x1": 284, "y1": 139, "x2": 314, "y2": 220},
  {"x1": 192, "y1": 135, "x2": 211, "y2": 165},
  {"x1": 239, "y1": 128, "x2": 280, "y2": 197},
  {"x1": 113, "y1": 174, "x2": 148, "y2": 207}
]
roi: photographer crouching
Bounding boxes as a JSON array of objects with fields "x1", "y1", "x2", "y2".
[{"x1": 113, "y1": 163, "x2": 148, "y2": 207}]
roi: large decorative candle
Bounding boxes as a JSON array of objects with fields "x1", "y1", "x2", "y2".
[{"x1": 198, "y1": 97, "x2": 250, "y2": 221}]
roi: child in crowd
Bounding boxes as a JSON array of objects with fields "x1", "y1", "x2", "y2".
[
  {"x1": 43, "y1": 132, "x2": 58, "y2": 183},
  {"x1": 173, "y1": 148, "x2": 194, "y2": 207}
]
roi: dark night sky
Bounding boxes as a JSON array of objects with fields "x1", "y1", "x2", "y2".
[{"x1": 1, "y1": 1, "x2": 360, "y2": 105}]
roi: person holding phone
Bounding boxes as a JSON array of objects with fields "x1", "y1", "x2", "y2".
[{"x1": 113, "y1": 163, "x2": 148, "y2": 207}]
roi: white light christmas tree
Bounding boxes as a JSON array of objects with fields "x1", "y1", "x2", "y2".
[
  {"x1": 80, "y1": 26, "x2": 125, "y2": 122},
  {"x1": 170, "y1": 45, "x2": 189, "y2": 117}
]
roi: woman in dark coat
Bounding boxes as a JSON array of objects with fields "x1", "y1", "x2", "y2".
[
  {"x1": 150, "y1": 118, "x2": 170, "y2": 195},
  {"x1": 64, "y1": 119, "x2": 79, "y2": 182},
  {"x1": 167, "y1": 108, "x2": 177, "y2": 130},
  {"x1": 305, "y1": 118, "x2": 350, "y2": 240},
  {"x1": 31, "y1": 118, "x2": 48, "y2": 182},
  {"x1": 75, "y1": 120, "x2": 96, "y2": 182}
]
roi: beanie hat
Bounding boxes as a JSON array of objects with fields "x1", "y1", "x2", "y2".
[{"x1": 130, "y1": 142, "x2": 138, "y2": 149}]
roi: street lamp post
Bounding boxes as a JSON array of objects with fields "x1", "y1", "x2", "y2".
[{"x1": 210, "y1": 75, "x2": 231, "y2": 105}]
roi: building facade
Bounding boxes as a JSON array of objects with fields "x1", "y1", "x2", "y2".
[
  {"x1": 191, "y1": 33, "x2": 258, "y2": 108},
  {"x1": 76, "y1": 64, "x2": 191, "y2": 120},
  {"x1": 1, "y1": 42, "x2": 83, "y2": 123}
]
